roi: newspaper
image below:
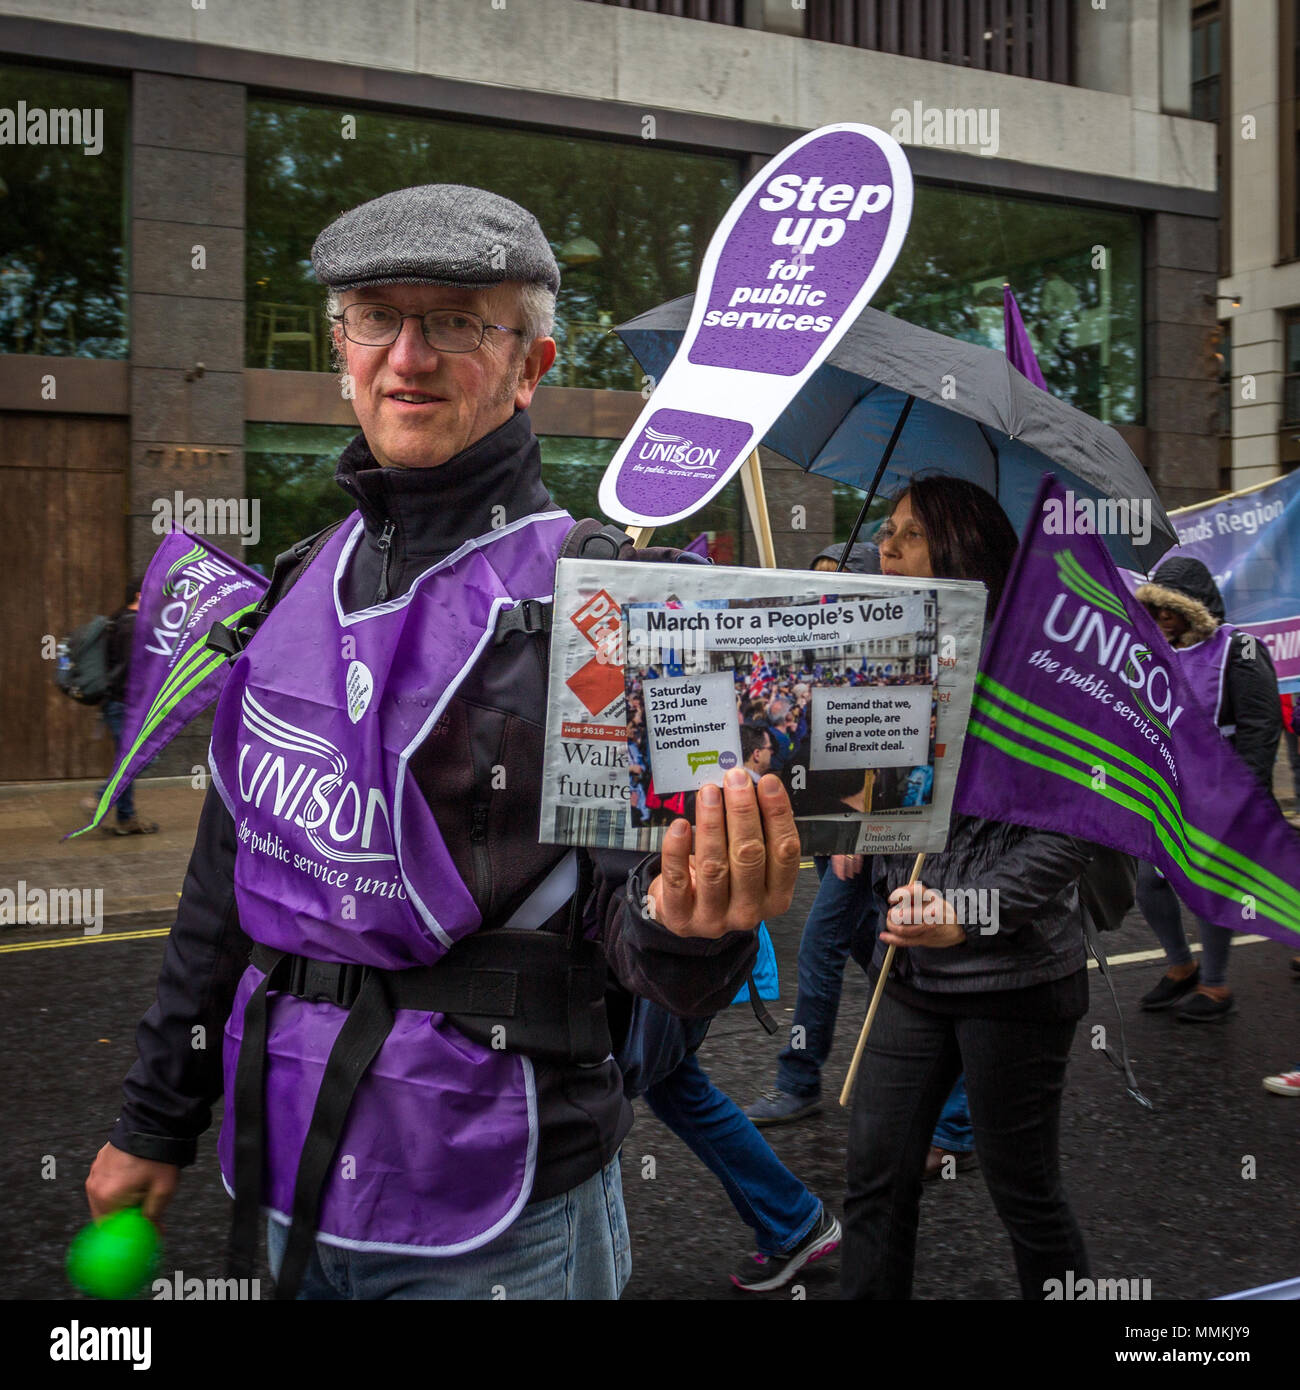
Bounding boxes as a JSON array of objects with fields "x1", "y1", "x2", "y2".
[{"x1": 540, "y1": 559, "x2": 985, "y2": 855}]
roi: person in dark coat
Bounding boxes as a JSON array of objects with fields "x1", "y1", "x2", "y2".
[
  {"x1": 99, "y1": 577, "x2": 159, "y2": 835},
  {"x1": 1133, "y1": 557, "x2": 1282, "y2": 1021},
  {"x1": 840, "y1": 476, "x2": 1094, "y2": 1301}
]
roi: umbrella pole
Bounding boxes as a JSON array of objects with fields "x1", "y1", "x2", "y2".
[
  {"x1": 740, "y1": 450, "x2": 778, "y2": 568},
  {"x1": 839, "y1": 851, "x2": 925, "y2": 1107},
  {"x1": 839, "y1": 394, "x2": 916, "y2": 570}
]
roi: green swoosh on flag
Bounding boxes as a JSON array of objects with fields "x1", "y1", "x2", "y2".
[{"x1": 971, "y1": 674, "x2": 1300, "y2": 933}]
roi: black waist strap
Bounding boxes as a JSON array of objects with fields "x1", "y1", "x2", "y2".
[{"x1": 229, "y1": 931, "x2": 611, "y2": 1299}]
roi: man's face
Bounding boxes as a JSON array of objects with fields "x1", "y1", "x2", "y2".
[
  {"x1": 748, "y1": 734, "x2": 773, "y2": 774},
  {"x1": 334, "y1": 282, "x2": 556, "y2": 469}
]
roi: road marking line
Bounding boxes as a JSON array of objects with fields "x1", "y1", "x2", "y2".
[
  {"x1": 1089, "y1": 935, "x2": 1270, "y2": 969},
  {"x1": 0, "y1": 927, "x2": 169, "y2": 953}
]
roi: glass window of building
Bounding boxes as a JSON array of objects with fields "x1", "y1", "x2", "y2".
[
  {"x1": 540, "y1": 435, "x2": 745, "y2": 562},
  {"x1": 880, "y1": 184, "x2": 1143, "y2": 425},
  {"x1": 1284, "y1": 312, "x2": 1300, "y2": 420},
  {"x1": 245, "y1": 424, "x2": 747, "y2": 575},
  {"x1": 246, "y1": 99, "x2": 740, "y2": 389},
  {"x1": 1191, "y1": 3, "x2": 1222, "y2": 121},
  {"x1": 0, "y1": 63, "x2": 129, "y2": 357}
]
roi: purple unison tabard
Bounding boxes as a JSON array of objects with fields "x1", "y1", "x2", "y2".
[{"x1": 210, "y1": 509, "x2": 575, "y2": 1253}]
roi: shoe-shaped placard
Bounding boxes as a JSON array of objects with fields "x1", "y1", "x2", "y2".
[{"x1": 599, "y1": 123, "x2": 913, "y2": 528}]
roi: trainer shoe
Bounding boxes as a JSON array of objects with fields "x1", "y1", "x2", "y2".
[
  {"x1": 1139, "y1": 966, "x2": 1200, "y2": 1010},
  {"x1": 1176, "y1": 988, "x2": 1236, "y2": 1022},
  {"x1": 113, "y1": 818, "x2": 159, "y2": 836},
  {"x1": 1263, "y1": 1067, "x2": 1300, "y2": 1096},
  {"x1": 744, "y1": 1090, "x2": 821, "y2": 1127},
  {"x1": 730, "y1": 1207, "x2": 841, "y2": 1293}
]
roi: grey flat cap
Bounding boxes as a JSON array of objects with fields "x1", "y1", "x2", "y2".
[{"x1": 312, "y1": 184, "x2": 560, "y2": 294}]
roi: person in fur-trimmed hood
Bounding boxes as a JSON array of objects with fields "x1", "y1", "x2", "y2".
[{"x1": 1132, "y1": 556, "x2": 1282, "y2": 1021}]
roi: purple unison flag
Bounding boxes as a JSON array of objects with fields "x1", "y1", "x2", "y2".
[
  {"x1": 68, "y1": 530, "x2": 268, "y2": 837},
  {"x1": 1003, "y1": 284, "x2": 1048, "y2": 390},
  {"x1": 684, "y1": 531, "x2": 711, "y2": 558},
  {"x1": 954, "y1": 475, "x2": 1300, "y2": 946}
]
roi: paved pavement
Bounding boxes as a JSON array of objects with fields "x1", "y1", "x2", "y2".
[
  {"x1": 0, "y1": 775, "x2": 204, "y2": 923},
  {"x1": 2, "y1": 763, "x2": 1297, "y2": 1304}
]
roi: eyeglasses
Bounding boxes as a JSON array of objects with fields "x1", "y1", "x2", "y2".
[
  {"x1": 330, "y1": 304, "x2": 524, "y2": 353},
  {"x1": 876, "y1": 520, "x2": 927, "y2": 546}
]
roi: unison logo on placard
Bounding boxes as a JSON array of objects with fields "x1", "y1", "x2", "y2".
[{"x1": 636, "y1": 427, "x2": 721, "y2": 471}]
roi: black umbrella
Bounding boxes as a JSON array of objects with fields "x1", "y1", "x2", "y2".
[{"x1": 615, "y1": 294, "x2": 1176, "y2": 572}]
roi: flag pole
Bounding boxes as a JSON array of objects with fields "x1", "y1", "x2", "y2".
[{"x1": 839, "y1": 851, "x2": 926, "y2": 1107}]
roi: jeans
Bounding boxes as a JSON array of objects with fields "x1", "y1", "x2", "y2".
[
  {"x1": 645, "y1": 1023, "x2": 821, "y2": 1256},
  {"x1": 841, "y1": 990, "x2": 1087, "y2": 1300},
  {"x1": 1136, "y1": 859, "x2": 1232, "y2": 988},
  {"x1": 930, "y1": 1074, "x2": 972, "y2": 1154},
  {"x1": 776, "y1": 856, "x2": 876, "y2": 1100},
  {"x1": 99, "y1": 699, "x2": 134, "y2": 823},
  {"x1": 265, "y1": 1153, "x2": 631, "y2": 1300}
]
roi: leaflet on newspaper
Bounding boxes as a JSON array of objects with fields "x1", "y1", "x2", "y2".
[{"x1": 540, "y1": 558, "x2": 985, "y2": 855}]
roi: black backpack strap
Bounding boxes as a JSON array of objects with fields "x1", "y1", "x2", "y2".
[
  {"x1": 492, "y1": 518, "x2": 702, "y2": 647},
  {"x1": 207, "y1": 520, "x2": 346, "y2": 660},
  {"x1": 745, "y1": 972, "x2": 778, "y2": 1034}
]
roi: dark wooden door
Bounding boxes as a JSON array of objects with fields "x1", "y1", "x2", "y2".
[{"x1": 0, "y1": 412, "x2": 128, "y2": 780}]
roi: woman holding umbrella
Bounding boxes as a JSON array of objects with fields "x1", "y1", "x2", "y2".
[{"x1": 842, "y1": 474, "x2": 1096, "y2": 1301}]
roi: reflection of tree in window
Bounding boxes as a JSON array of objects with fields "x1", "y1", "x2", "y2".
[
  {"x1": 0, "y1": 65, "x2": 128, "y2": 357},
  {"x1": 878, "y1": 185, "x2": 1141, "y2": 424},
  {"x1": 246, "y1": 101, "x2": 739, "y2": 388},
  {"x1": 539, "y1": 435, "x2": 745, "y2": 563}
]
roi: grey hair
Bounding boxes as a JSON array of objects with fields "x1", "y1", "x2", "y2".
[{"x1": 323, "y1": 282, "x2": 554, "y2": 363}]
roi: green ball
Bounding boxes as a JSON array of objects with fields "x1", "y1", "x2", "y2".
[{"x1": 67, "y1": 1209, "x2": 159, "y2": 1300}]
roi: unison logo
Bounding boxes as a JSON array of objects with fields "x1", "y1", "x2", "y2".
[
  {"x1": 236, "y1": 689, "x2": 397, "y2": 867},
  {"x1": 637, "y1": 427, "x2": 721, "y2": 471}
]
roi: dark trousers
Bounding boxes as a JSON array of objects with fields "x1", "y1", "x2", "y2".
[
  {"x1": 776, "y1": 856, "x2": 871, "y2": 1098},
  {"x1": 99, "y1": 699, "x2": 135, "y2": 823},
  {"x1": 841, "y1": 988, "x2": 1088, "y2": 1300}
]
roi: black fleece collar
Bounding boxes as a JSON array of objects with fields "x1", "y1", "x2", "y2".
[{"x1": 334, "y1": 408, "x2": 556, "y2": 560}]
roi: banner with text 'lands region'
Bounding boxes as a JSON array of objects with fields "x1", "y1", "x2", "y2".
[
  {"x1": 1164, "y1": 469, "x2": 1300, "y2": 694},
  {"x1": 68, "y1": 530, "x2": 268, "y2": 837},
  {"x1": 954, "y1": 476, "x2": 1300, "y2": 946}
]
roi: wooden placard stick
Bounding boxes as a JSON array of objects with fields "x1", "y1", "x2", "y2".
[
  {"x1": 739, "y1": 449, "x2": 778, "y2": 569},
  {"x1": 839, "y1": 851, "x2": 926, "y2": 1107}
]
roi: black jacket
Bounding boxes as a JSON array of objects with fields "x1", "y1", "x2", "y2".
[
  {"x1": 1136, "y1": 557, "x2": 1282, "y2": 791},
  {"x1": 109, "y1": 409, "x2": 759, "y2": 1201},
  {"x1": 104, "y1": 607, "x2": 135, "y2": 703},
  {"x1": 865, "y1": 814, "x2": 1094, "y2": 995}
]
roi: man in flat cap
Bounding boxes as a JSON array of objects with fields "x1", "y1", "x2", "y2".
[{"x1": 86, "y1": 185, "x2": 801, "y2": 1300}]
